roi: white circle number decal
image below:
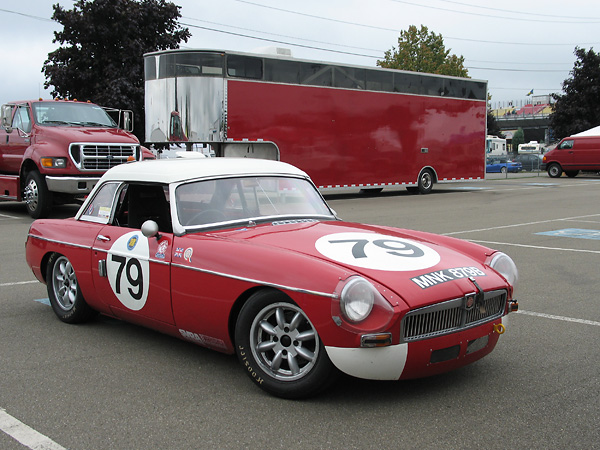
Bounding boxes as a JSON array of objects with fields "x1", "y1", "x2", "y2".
[
  {"x1": 106, "y1": 231, "x2": 150, "y2": 310},
  {"x1": 315, "y1": 232, "x2": 440, "y2": 271}
]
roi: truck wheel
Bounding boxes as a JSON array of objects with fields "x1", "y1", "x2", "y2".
[
  {"x1": 565, "y1": 170, "x2": 579, "y2": 178},
  {"x1": 547, "y1": 163, "x2": 562, "y2": 178},
  {"x1": 24, "y1": 170, "x2": 53, "y2": 219},
  {"x1": 234, "y1": 290, "x2": 338, "y2": 399}
]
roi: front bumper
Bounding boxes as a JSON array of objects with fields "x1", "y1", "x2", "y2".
[
  {"x1": 45, "y1": 176, "x2": 100, "y2": 195},
  {"x1": 325, "y1": 318, "x2": 504, "y2": 380}
]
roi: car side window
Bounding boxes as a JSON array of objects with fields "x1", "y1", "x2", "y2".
[
  {"x1": 80, "y1": 182, "x2": 120, "y2": 224},
  {"x1": 559, "y1": 140, "x2": 574, "y2": 149},
  {"x1": 115, "y1": 183, "x2": 172, "y2": 233}
]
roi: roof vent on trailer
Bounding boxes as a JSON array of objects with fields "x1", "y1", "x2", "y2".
[{"x1": 251, "y1": 46, "x2": 293, "y2": 57}]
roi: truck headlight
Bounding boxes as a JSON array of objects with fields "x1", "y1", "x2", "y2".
[
  {"x1": 489, "y1": 252, "x2": 518, "y2": 286},
  {"x1": 40, "y1": 157, "x2": 67, "y2": 169}
]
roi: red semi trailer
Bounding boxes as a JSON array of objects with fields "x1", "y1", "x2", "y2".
[{"x1": 144, "y1": 49, "x2": 487, "y2": 194}]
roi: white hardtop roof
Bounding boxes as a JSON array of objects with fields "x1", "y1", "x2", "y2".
[
  {"x1": 572, "y1": 125, "x2": 600, "y2": 137},
  {"x1": 100, "y1": 157, "x2": 309, "y2": 184}
]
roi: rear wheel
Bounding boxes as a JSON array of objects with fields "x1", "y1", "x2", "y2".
[
  {"x1": 234, "y1": 290, "x2": 337, "y2": 398},
  {"x1": 46, "y1": 254, "x2": 97, "y2": 323},
  {"x1": 547, "y1": 163, "x2": 562, "y2": 178},
  {"x1": 417, "y1": 169, "x2": 434, "y2": 194},
  {"x1": 24, "y1": 170, "x2": 52, "y2": 219},
  {"x1": 565, "y1": 170, "x2": 579, "y2": 178},
  {"x1": 500, "y1": 166, "x2": 507, "y2": 174}
]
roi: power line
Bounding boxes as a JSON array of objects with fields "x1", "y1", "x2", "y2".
[
  {"x1": 0, "y1": 7, "x2": 54, "y2": 23},
  {"x1": 437, "y1": 0, "x2": 600, "y2": 20},
  {"x1": 181, "y1": 22, "x2": 378, "y2": 59},
  {"x1": 186, "y1": 21, "x2": 573, "y2": 75},
  {"x1": 389, "y1": 0, "x2": 600, "y2": 23},
  {"x1": 231, "y1": 0, "x2": 600, "y2": 45}
]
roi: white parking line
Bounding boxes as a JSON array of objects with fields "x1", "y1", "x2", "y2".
[
  {"x1": 517, "y1": 310, "x2": 600, "y2": 327},
  {"x1": 464, "y1": 239, "x2": 600, "y2": 254},
  {"x1": 0, "y1": 281, "x2": 39, "y2": 287},
  {"x1": 442, "y1": 213, "x2": 600, "y2": 236},
  {"x1": 0, "y1": 408, "x2": 67, "y2": 450},
  {"x1": 0, "y1": 213, "x2": 19, "y2": 219}
]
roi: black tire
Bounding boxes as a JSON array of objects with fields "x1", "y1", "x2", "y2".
[
  {"x1": 234, "y1": 290, "x2": 338, "y2": 399},
  {"x1": 565, "y1": 170, "x2": 579, "y2": 178},
  {"x1": 46, "y1": 253, "x2": 97, "y2": 324},
  {"x1": 24, "y1": 170, "x2": 52, "y2": 219},
  {"x1": 417, "y1": 169, "x2": 434, "y2": 194},
  {"x1": 500, "y1": 166, "x2": 507, "y2": 174},
  {"x1": 547, "y1": 163, "x2": 562, "y2": 178}
]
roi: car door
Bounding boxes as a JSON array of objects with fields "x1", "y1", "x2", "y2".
[
  {"x1": 0, "y1": 104, "x2": 31, "y2": 174},
  {"x1": 90, "y1": 182, "x2": 175, "y2": 325},
  {"x1": 556, "y1": 139, "x2": 575, "y2": 169}
]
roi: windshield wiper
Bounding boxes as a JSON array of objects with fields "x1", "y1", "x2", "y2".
[
  {"x1": 77, "y1": 121, "x2": 112, "y2": 127},
  {"x1": 41, "y1": 120, "x2": 73, "y2": 126}
]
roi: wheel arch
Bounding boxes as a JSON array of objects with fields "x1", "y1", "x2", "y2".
[
  {"x1": 418, "y1": 166, "x2": 438, "y2": 184},
  {"x1": 227, "y1": 286, "x2": 296, "y2": 347},
  {"x1": 19, "y1": 158, "x2": 39, "y2": 191},
  {"x1": 39, "y1": 251, "x2": 57, "y2": 284}
]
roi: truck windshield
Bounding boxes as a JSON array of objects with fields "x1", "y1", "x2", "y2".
[{"x1": 32, "y1": 102, "x2": 117, "y2": 127}]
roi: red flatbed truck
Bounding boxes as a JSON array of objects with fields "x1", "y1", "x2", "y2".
[{"x1": 1, "y1": 99, "x2": 151, "y2": 218}]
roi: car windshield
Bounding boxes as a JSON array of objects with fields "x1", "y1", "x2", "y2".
[
  {"x1": 32, "y1": 102, "x2": 117, "y2": 127},
  {"x1": 176, "y1": 176, "x2": 334, "y2": 228}
]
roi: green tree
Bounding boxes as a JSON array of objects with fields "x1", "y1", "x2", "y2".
[
  {"x1": 42, "y1": 0, "x2": 190, "y2": 142},
  {"x1": 550, "y1": 47, "x2": 600, "y2": 140},
  {"x1": 486, "y1": 111, "x2": 504, "y2": 138},
  {"x1": 511, "y1": 127, "x2": 525, "y2": 153},
  {"x1": 377, "y1": 25, "x2": 469, "y2": 77}
]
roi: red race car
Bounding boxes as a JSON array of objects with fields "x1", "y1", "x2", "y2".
[{"x1": 25, "y1": 158, "x2": 518, "y2": 398}]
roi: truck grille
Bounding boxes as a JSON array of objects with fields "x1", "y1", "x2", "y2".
[
  {"x1": 69, "y1": 143, "x2": 140, "y2": 171},
  {"x1": 401, "y1": 290, "x2": 507, "y2": 342}
]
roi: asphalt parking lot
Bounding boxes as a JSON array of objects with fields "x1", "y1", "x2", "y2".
[{"x1": 1, "y1": 173, "x2": 599, "y2": 449}]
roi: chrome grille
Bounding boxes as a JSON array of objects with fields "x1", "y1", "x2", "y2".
[
  {"x1": 401, "y1": 290, "x2": 507, "y2": 342},
  {"x1": 70, "y1": 143, "x2": 139, "y2": 171}
]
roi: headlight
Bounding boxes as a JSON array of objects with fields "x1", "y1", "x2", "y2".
[
  {"x1": 340, "y1": 277, "x2": 374, "y2": 322},
  {"x1": 40, "y1": 157, "x2": 67, "y2": 168},
  {"x1": 489, "y1": 252, "x2": 518, "y2": 286}
]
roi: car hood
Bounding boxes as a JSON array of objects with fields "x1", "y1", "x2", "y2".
[{"x1": 213, "y1": 220, "x2": 507, "y2": 309}]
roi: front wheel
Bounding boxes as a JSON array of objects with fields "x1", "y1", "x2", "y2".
[
  {"x1": 547, "y1": 163, "x2": 562, "y2": 178},
  {"x1": 234, "y1": 290, "x2": 338, "y2": 398},
  {"x1": 24, "y1": 170, "x2": 52, "y2": 219},
  {"x1": 46, "y1": 253, "x2": 97, "y2": 323}
]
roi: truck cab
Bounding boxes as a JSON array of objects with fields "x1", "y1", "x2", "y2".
[{"x1": 1, "y1": 99, "x2": 150, "y2": 218}]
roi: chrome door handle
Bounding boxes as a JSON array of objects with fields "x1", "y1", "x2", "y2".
[{"x1": 97, "y1": 235, "x2": 111, "y2": 242}]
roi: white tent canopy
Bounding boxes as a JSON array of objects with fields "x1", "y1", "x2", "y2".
[{"x1": 572, "y1": 125, "x2": 600, "y2": 136}]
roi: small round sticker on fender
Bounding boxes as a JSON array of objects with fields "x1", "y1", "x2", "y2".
[{"x1": 315, "y1": 232, "x2": 440, "y2": 271}]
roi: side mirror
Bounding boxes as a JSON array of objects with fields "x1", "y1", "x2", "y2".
[
  {"x1": 122, "y1": 110, "x2": 134, "y2": 132},
  {"x1": 141, "y1": 220, "x2": 160, "y2": 238},
  {"x1": 1, "y1": 104, "x2": 13, "y2": 131}
]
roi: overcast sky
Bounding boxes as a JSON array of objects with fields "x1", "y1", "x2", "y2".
[{"x1": 1, "y1": 0, "x2": 599, "y2": 108}]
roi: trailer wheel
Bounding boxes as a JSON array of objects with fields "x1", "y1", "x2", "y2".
[
  {"x1": 417, "y1": 169, "x2": 434, "y2": 194},
  {"x1": 547, "y1": 163, "x2": 562, "y2": 178},
  {"x1": 24, "y1": 170, "x2": 53, "y2": 219}
]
